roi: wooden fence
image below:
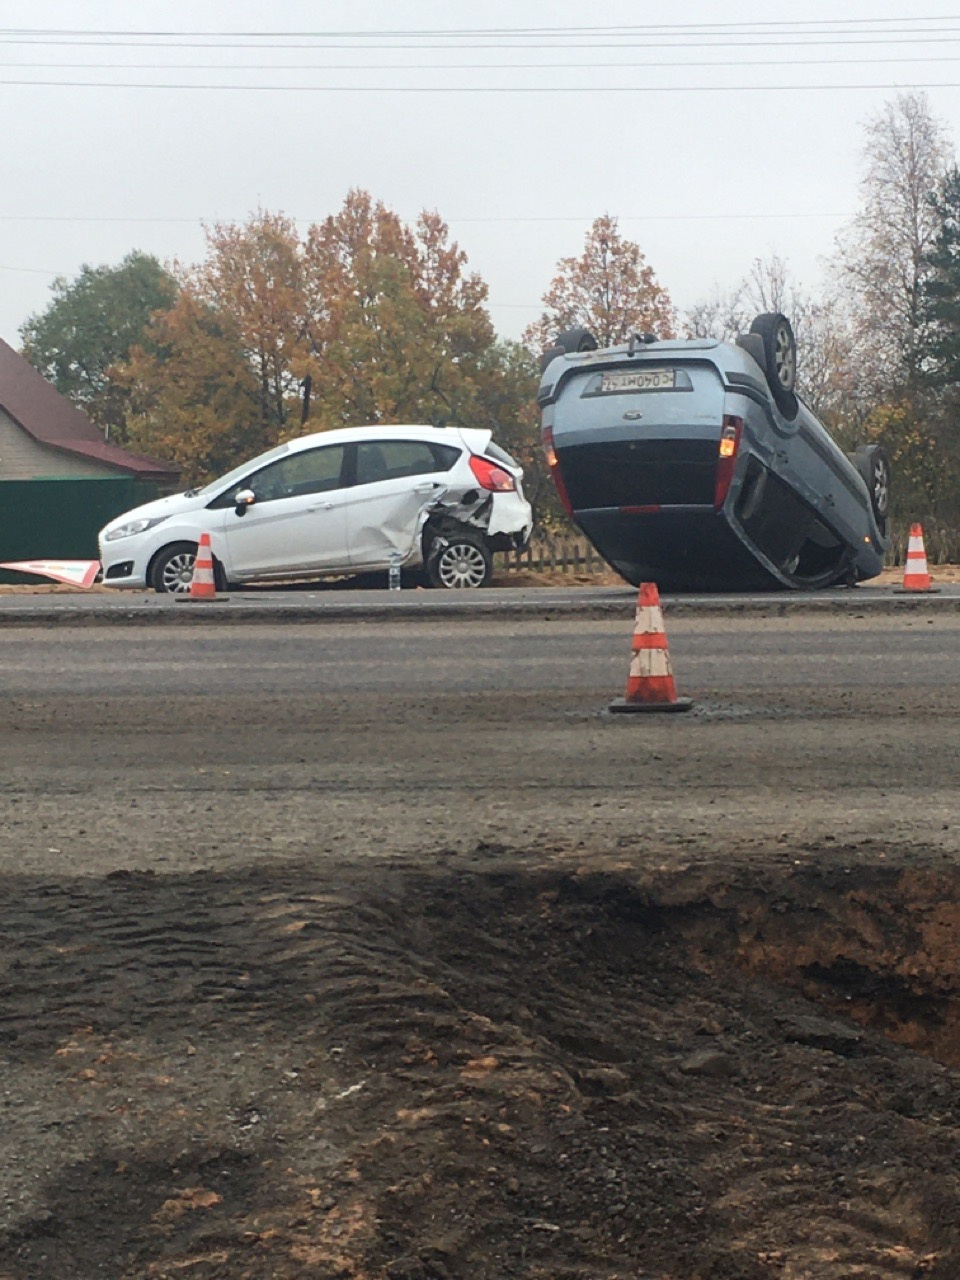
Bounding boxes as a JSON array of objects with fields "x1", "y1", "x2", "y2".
[
  {"x1": 499, "y1": 523, "x2": 960, "y2": 577},
  {"x1": 496, "y1": 535, "x2": 609, "y2": 576}
]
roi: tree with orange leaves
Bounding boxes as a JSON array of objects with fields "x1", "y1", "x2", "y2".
[
  {"x1": 189, "y1": 210, "x2": 310, "y2": 439},
  {"x1": 301, "y1": 190, "x2": 494, "y2": 431},
  {"x1": 524, "y1": 215, "x2": 676, "y2": 353},
  {"x1": 121, "y1": 192, "x2": 536, "y2": 491},
  {"x1": 120, "y1": 292, "x2": 265, "y2": 486},
  {"x1": 119, "y1": 211, "x2": 309, "y2": 482}
]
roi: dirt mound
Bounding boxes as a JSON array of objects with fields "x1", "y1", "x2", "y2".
[{"x1": 2, "y1": 853, "x2": 960, "y2": 1279}]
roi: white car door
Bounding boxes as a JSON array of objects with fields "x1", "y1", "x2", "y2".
[
  {"x1": 348, "y1": 438, "x2": 460, "y2": 567},
  {"x1": 220, "y1": 443, "x2": 351, "y2": 577}
]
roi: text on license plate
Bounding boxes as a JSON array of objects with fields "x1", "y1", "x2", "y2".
[{"x1": 600, "y1": 369, "x2": 676, "y2": 393}]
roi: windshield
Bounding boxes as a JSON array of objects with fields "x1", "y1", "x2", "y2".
[{"x1": 197, "y1": 443, "x2": 291, "y2": 498}]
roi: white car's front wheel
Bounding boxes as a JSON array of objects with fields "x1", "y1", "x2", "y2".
[{"x1": 150, "y1": 542, "x2": 197, "y2": 594}]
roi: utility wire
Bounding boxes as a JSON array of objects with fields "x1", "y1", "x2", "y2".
[
  {"x1": 0, "y1": 212, "x2": 852, "y2": 224},
  {"x1": 3, "y1": 55, "x2": 960, "y2": 71},
  {"x1": 2, "y1": 16, "x2": 958, "y2": 36},
  {"x1": 5, "y1": 78, "x2": 960, "y2": 92},
  {"x1": 0, "y1": 263, "x2": 62, "y2": 275},
  {"x1": 3, "y1": 35, "x2": 960, "y2": 49}
]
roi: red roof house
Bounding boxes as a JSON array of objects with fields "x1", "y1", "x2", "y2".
[
  {"x1": 0, "y1": 338, "x2": 180, "y2": 575},
  {"x1": 0, "y1": 338, "x2": 178, "y2": 484}
]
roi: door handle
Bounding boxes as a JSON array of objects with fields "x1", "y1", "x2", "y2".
[
  {"x1": 308, "y1": 502, "x2": 334, "y2": 511},
  {"x1": 414, "y1": 483, "x2": 437, "y2": 494}
]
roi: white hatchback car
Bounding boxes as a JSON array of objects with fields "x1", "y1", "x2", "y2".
[{"x1": 99, "y1": 425, "x2": 533, "y2": 592}]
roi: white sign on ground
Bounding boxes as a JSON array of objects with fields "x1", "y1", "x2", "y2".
[{"x1": 0, "y1": 560, "x2": 101, "y2": 588}]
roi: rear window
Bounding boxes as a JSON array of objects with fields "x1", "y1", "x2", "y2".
[
  {"x1": 356, "y1": 439, "x2": 461, "y2": 486},
  {"x1": 431, "y1": 443, "x2": 462, "y2": 471},
  {"x1": 558, "y1": 438, "x2": 716, "y2": 508}
]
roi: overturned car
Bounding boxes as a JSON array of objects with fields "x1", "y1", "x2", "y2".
[
  {"x1": 538, "y1": 314, "x2": 890, "y2": 590},
  {"x1": 98, "y1": 425, "x2": 533, "y2": 592}
]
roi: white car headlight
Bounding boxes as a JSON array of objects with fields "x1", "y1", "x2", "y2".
[{"x1": 103, "y1": 515, "x2": 170, "y2": 542}]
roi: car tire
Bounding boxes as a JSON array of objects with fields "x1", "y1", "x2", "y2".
[
  {"x1": 539, "y1": 344, "x2": 564, "y2": 374},
  {"x1": 749, "y1": 312, "x2": 798, "y2": 419},
  {"x1": 427, "y1": 532, "x2": 493, "y2": 589},
  {"x1": 853, "y1": 444, "x2": 891, "y2": 527},
  {"x1": 554, "y1": 327, "x2": 599, "y2": 355},
  {"x1": 540, "y1": 328, "x2": 599, "y2": 373},
  {"x1": 149, "y1": 542, "x2": 198, "y2": 595}
]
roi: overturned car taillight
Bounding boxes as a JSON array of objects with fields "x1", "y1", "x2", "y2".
[
  {"x1": 542, "y1": 425, "x2": 574, "y2": 517},
  {"x1": 714, "y1": 415, "x2": 743, "y2": 510},
  {"x1": 469, "y1": 455, "x2": 517, "y2": 492}
]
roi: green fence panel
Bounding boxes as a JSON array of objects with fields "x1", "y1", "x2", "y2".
[{"x1": 0, "y1": 478, "x2": 159, "y2": 583}]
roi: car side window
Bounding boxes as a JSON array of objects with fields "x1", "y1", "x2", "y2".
[
  {"x1": 431, "y1": 443, "x2": 461, "y2": 471},
  {"x1": 273, "y1": 446, "x2": 347, "y2": 497},
  {"x1": 356, "y1": 440, "x2": 456, "y2": 486},
  {"x1": 218, "y1": 445, "x2": 347, "y2": 505}
]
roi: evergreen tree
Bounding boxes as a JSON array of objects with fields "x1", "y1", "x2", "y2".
[{"x1": 921, "y1": 166, "x2": 960, "y2": 389}]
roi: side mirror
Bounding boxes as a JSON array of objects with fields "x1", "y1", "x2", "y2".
[{"x1": 234, "y1": 488, "x2": 256, "y2": 515}]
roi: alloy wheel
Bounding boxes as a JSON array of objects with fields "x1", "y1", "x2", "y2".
[
  {"x1": 872, "y1": 457, "x2": 890, "y2": 519},
  {"x1": 774, "y1": 323, "x2": 796, "y2": 390},
  {"x1": 161, "y1": 550, "x2": 196, "y2": 593},
  {"x1": 435, "y1": 542, "x2": 488, "y2": 589}
]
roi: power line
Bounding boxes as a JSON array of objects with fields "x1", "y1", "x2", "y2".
[
  {"x1": 3, "y1": 55, "x2": 960, "y2": 71},
  {"x1": 2, "y1": 16, "x2": 958, "y2": 36},
  {"x1": 0, "y1": 263, "x2": 61, "y2": 276},
  {"x1": 448, "y1": 213, "x2": 854, "y2": 223},
  {"x1": 0, "y1": 212, "x2": 853, "y2": 225},
  {"x1": 5, "y1": 77, "x2": 960, "y2": 92},
  {"x1": 4, "y1": 34, "x2": 960, "y2": 50}
]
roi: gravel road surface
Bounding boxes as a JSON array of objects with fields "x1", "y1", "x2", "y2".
[
  {"x1": 1, "y1": 613, "x2": 956, "y2": 874},
  {"x1": 1, "y1": 612, "x2": 959, "y2": 1279}
]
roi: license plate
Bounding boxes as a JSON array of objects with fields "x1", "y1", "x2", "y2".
[{"x1": 599, "y1": 369, "x2": 676, "y2": 393}]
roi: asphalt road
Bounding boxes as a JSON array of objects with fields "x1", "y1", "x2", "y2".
[
  {"x1": 1, "y1": 612, "x2": 957, "y2": 880},
  {"x1": 0, "y1": 582, "x2": 959, "y2": 625},
  {"x1": 0, "y1": 613, "x2": 956, "y2": 696}
]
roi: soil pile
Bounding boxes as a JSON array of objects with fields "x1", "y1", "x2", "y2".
[{"x1": 1, "y1": 849, "x2": 959, "y2": 1279}]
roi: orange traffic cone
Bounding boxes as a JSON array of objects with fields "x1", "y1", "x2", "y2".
[
  {"x1": 176, "y1": 532, "x2": 225, "y2": 602},
  {"x1": 895, "y1": 523, "x2": 941, "y2": 594},
  {"x1": 609, "y1": 583, "x2": 693, "y2": 714}
]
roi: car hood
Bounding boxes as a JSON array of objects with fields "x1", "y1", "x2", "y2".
[{"x1": 100, "y1": 489, "x2": 206, "y2": 535}]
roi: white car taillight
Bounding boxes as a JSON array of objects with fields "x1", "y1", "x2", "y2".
[{"x1": 469, "y1": 455, "x2": 516, "y2": 492}]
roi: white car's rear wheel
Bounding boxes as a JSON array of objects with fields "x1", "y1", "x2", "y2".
[{"x1": 428, "y1": 535, "x2": 492, "y2": 589}]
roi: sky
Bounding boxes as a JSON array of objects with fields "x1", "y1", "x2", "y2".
[{"x1": 4, "y1": 1, "x2": 960, "y2": 346}]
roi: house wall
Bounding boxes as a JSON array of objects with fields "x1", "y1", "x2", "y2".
[{"x1": 0, "y1": 407, "x2": 117, "y2": 479}]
